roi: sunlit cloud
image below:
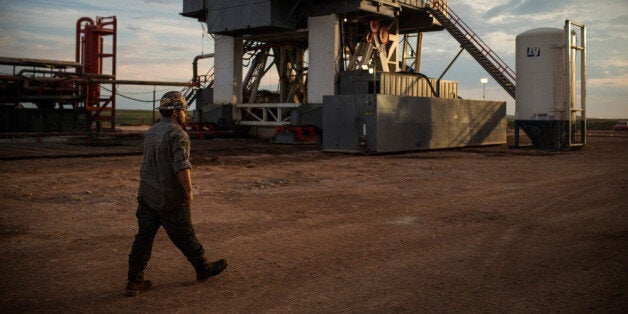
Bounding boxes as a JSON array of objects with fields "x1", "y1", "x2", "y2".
[{"x1": 588, "y1": 76, "x2": 628, "y2": 88}]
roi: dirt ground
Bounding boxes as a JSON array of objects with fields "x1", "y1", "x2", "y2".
[{"x1": 0, "y1": 132, "x2": 626, "y2": 312}]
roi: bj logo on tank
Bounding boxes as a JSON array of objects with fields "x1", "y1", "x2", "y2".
[{"x1": 527, "y1": 47, "x2": 541, "y2": 57}]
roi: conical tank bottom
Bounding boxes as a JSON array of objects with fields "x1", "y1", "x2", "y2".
[{"x1": 516, "y1": 120, "x2": 570, "y2": 148}]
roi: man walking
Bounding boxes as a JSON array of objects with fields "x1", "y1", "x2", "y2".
[{"x1": 125, "y1": 91, "x2": 227, "y2": 297}]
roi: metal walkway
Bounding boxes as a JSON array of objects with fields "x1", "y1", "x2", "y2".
[{"x1": 427, "y1": 0, "x2": 516, "y2": 98}]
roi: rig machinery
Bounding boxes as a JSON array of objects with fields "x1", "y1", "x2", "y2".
[
  {"x1": 0, "y1": 16, "x2": 194, "y2": 135},
  {"x1": 181, "y1": 0, "x2": 510, "y2": 152}
]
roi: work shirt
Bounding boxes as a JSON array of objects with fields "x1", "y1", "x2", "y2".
[{"x1": 138, "y1": 117, "x2": 192, "y2": 211}]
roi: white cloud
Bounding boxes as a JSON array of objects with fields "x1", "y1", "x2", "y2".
[
  {"x1": 482, "y1": 31, "x2": 516, "y2": 57},
  {"x1": 588, "y1": 76, "x2": 628, "y2": 88},
  {"x1": 459, "y1": 0, "x2": 510, "y2": 13}
]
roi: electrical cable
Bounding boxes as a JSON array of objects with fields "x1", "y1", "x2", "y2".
[
  {"x1": 101, "y1": 85, "x2": 155, "y2": 103},
  {"x1": 407, "y1": 72, "x2": 439, "y2": 97},
  {"x1": 114, "y1": 87, "x2": 170, "y2": 95}
]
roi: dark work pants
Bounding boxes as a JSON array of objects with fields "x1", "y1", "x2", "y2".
[{"x1": 127, "y1": 200, "x2": 206, "y2": 282}]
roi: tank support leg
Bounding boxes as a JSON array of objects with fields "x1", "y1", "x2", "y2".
[{"x1": 514, "y1": 121, "x2": 520, "y2": 148}]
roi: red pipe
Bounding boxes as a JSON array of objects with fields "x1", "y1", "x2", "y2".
[{"x1": 75, "y1": 17, "x2": 94, "y2": 65}]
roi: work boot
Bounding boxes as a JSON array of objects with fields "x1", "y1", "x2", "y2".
[
  {"x1": 124, "y1": 280, "x2": 153, "y2": 297},
  {"x1": 196, "y1": 259, "x2": 228, "y2": 282}
]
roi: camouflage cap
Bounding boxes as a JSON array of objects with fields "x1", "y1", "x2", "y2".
[{"x1": 159, "y1": 91, "x2": 188, "y2": 110}]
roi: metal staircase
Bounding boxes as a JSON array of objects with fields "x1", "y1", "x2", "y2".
[{"x1": 426, "y1": 0, "x2": 516, "y2": 98}]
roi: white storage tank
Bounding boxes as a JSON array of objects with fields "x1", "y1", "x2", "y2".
[
  {"x1": 515, "y1": 27, "x2": 570, "y2": 147},
  {"x1": 516, "y1": 27, "x2": 565, "y2": 121}
]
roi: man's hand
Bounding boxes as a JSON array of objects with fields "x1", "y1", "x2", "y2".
[
  {"x1": 177, "y1": 168, "x2": 193, "y2": 208},
  {"x1": 183, "y1": 190, "x2": 194, "y2": 208}
]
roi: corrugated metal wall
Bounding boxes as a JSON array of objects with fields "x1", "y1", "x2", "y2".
[{"x1": 379, "y1": 72, "x2": 458, "y2": 99}]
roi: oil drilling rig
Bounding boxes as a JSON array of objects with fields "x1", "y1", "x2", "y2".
[
  {"x1": 0, "y1": 1, "x2": 585, "y2": 151},
  {"x1": 181, "y1": 0, "x2": 511, "y2": 152}
]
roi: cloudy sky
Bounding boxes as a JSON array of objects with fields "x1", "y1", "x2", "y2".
[{"x1": 0, "y1": 0, "x2": 626, "y2": 118}]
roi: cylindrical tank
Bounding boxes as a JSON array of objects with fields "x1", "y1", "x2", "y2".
[
  {"x1": 515, "y1": 27, "x2": 564, "y2": 121},
  {"x1": 515, "y1": 27, "x2": 568, "y2": 147}
]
